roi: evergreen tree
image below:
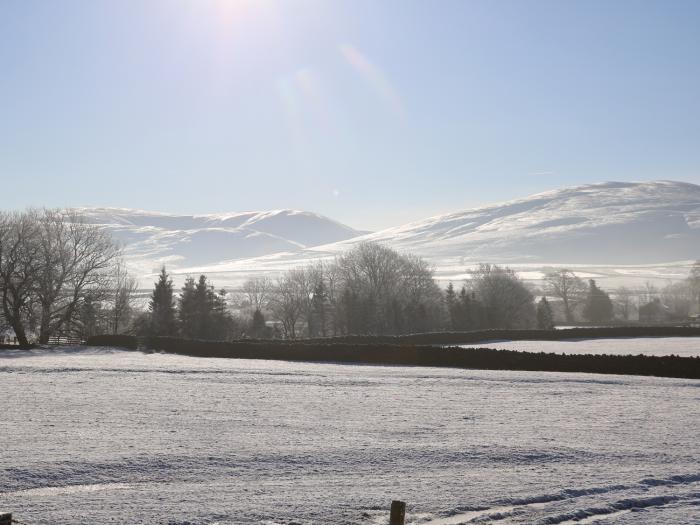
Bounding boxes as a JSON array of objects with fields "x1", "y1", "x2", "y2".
[
  {"x1": 178, "y1": 276, "x2": 198, "y2": 338},
  {"x1": 149, "y1": 267, "x2": 176, "y2": 336},
  {"x1": 178, "y1": 275, "x2": 233, "y2": 340},
  {"x1": 583, "y1": 280, "x2": 614, "y2": 323},
  {"x1": 536, "y1": 297, "x2": 555, "y2": 330},
  {"x1": 250, "y1": 308, "x2": 267, "y2": 338}
]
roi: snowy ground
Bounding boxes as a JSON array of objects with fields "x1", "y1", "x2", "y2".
[
  {"x1": 1, "y1": 347, "x2": 699, "y2": 524},
  {"x1": 458, "y1": 337, "x2": 700, "y2": 357}
]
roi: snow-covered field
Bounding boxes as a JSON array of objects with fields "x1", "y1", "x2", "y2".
[
  {"x1": 460, "y1": 337, "x2": 700, "y2": 357},
  {"x1": 1, "y1": 347, "x2": 699, "y2": 524}
]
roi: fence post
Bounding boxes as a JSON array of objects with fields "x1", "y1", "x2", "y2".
[
  {"x1": 0, "y1": 512, "x2": 12, "y2": 525},
  {"x1": 390, "y1": 500, "x2": 405, "y2": 525}
]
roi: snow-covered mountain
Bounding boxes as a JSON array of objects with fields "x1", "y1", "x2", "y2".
[
  {"x1": 314, "y1": 180, "x2": 700, "y2": 264},
  {"x1": 166, "y1": 180, "x2": 700, "y2": 290},
  {"x1": 84, "y1": 181, "x2": 700, "y2": 288},
  {"x1": 73, "y1": 208, "x2": 367, "y2": 274}
]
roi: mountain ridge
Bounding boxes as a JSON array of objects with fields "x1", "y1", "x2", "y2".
[{"x1": 75, "y1": 180, "x2": 700, "y2": 282}]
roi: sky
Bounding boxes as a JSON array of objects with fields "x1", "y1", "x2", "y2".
[{"x1": 1, "y1": 0, "x2": 699, "y2": 230}]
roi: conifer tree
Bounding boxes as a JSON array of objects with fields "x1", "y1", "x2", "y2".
[
  {"x1": 250, "y1": 308, "x2": 267, "y2": 338},
  {"x1": 536, "y1": 297, "x2": 555, "y2": 330},
  {"x1": 149, "y1": 267, "x2": 176, "y2": 336},
  {"x1": 583, "y1": 280, "x2": 614, "y2": 323}
]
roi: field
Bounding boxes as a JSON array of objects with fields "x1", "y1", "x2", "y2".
[
  {"x1": 460, "y1": 337, "x2": 700, "y2": 357},
  {"x1": 1, "y1": 347, "x2": 699, "y2": 524}
]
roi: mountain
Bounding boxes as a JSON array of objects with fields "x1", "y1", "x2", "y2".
[
  {"x1": 167, "y1": 180, "x2": 700, "y2": 290},
  {"x1": 84, "y1": 181, "x2": 700, "y2": 288},
  {"x1": 312, "y1": 180, "x2": 700, "y2": 265},
  {"x1": 73, "y1": 208, "x2": 368, "y2": 274}
]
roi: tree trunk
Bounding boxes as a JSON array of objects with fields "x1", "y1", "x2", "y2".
[
  {"x1": 39, "y1": 305, "x2": 52, "y2": 344},
  {"x1": 9, "y1": 316, "x2": 30, "y2": 347}
]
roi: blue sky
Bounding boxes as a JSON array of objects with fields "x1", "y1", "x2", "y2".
[{"x1": 1, "y1": 0, "x2": 699, "y2": 230}]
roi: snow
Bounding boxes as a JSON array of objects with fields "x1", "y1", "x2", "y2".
[
  {"x1": 70, "y1": 207, "x2": 368, "y2": 277},
  {"x1": 458, "y1": 337, "x2": 700, "y2": 357},
  {"x1": 1, "y1": 347, "x2": 698, "y2": 524},
  {"x1": 73, "y1": 181, "x2": 700, "y2": 289},
  {"x1": 149, "y1": 181, "x2": 700, "y2": 290}
]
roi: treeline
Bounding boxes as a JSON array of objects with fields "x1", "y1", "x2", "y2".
[
  {"x1": 86, "y1": 335, "x2": 700, "y2": 380},
  {"x1": 5, "y1": 206, "x2": 696, "y2": 347},
  {"x1": 0, "y1": 209, "x2": 130, "y2": 346},
  {"x1": 240, "y1": 250, "x2": 553, "y2": 338},
  {"x1": 140, "y1": 270, "x2": 237, "y2": 340},
  {"x1": 139, "y1": 243, "x2": 700, "y2": 341},
  {"x1": 544, "y1": 266, "x2": 700, "y2": 324}
]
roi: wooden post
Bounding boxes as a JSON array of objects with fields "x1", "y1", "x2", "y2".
[
  {"x1": 0, "y1": 512, "x2": 12, "y2": 525},
  {"x1": 390, "y1": 500, "x2": 405, "y2": 525}
]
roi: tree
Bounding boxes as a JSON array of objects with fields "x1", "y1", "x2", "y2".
[
  {"x1": 110, "y1": 262, "x2": 138, "y2": 334},
  {"x1": 269, "y1": 270, "x2": 306, "y2": 339},
  {"x1": 241, "y1": 276, "x2": 273, "y2": 312},
  {"x1": 149, "y1": 267, "x2": 176, "y2": 336},
  {"x1": 0, "y1": 212, "x2": 40, "y2": 346},
  {"x1": 0, "y1": 209, "x2": 123, "y2": 345},
  {"x1": 311, "y1": 279, "x2": 329, "y2": 337},
  {"x1": 334, "y1": 243, "x2": 444, "y2": 335},
  {"x1": 250, "y1": 308, "x2": 268, "y2": 338},
  {"x1": 33, "y1": 209, "x2": 121, "y2": 343},
  {"x1": 614, "y1": 287, "x2": 635, "y2": 321},
  {"x1": 583, "y1": 280, "x2": 613, "y2": 323},
  {"x1": 178, "y1": 275, "x2": 233, "y2": 340},
  {"x1": 470, "y1": 264, "x2": 535, "y2": 329},
  {"x1": 536, "y1": 297, "x2": 554, "y2": 330},
  {"x1": 544, "y1": 269, "x2": 586, "y2": 323},
  {"x1": 661, "y1": 281, "x2": 694, "y2": 320}
]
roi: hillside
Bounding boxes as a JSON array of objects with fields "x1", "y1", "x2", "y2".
[
  {"x1": 73, "y1": 208, "x2": 368, "y2": 273},
  {"x1": 315, "y1": 180, "x2": 700, "y2": 264}
]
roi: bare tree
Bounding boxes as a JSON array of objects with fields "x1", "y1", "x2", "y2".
[
  {"x1": 641, "y1": 281, "x2": 658, "y2": 306},
  {"x1": 0, "y1": 212, "x2": 41, "y2": 346},
  {"x1": 662, "y1": 281, "x2": 694, "y2": 319},
  {"x1": 544, "y1": 268, "x2": 586, "y2": 323},
  {"x1": 110, "y1": 262, "x2": 139, "y2": 334},
  {"x1": 614, "y1": 286, "x2": 635, "y2": 321},
  {"x1": 33, "y1": 209, "x2": 121, "y2": 343},
  {"x1": 269, "y1": 270, "x2": 306, "y2": 339},
  {"x1": 241, "y1": 276, "x2": 273, "y2": 312}
]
